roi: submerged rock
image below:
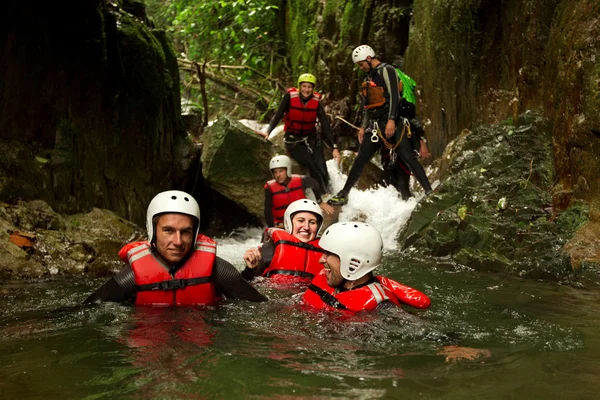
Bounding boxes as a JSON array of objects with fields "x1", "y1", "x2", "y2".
[{"x1": 398, "y1": 111, "x2": 593, "y2": 281}]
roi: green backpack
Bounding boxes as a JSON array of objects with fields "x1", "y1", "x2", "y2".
[{"x1": 395, "y1": 68, "x2": 417, "y2": 106}]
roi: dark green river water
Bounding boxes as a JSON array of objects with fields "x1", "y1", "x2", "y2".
[{"x1": 1, "y1": 255, "x2": 599, "y2": 399}]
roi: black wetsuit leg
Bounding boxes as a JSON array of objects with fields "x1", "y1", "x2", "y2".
[
  {"x1": 394, "y1": 163, "x2": 413, "y2": 200},
  {"x1": 341, "y1": 133, "x2": 381, "y2": 194},
  {"x1": 285, "y1": 138, "x2": 329, "y2": 193},
  {"x1": 395, "y1": 136, "x2": 432, "y2": 193},
  {"x1": 310, "y1": 139, "x2": 330, "y2": 191},
  {"x1": 381, "y1": 147, "x2": 412, "y2": 200}
]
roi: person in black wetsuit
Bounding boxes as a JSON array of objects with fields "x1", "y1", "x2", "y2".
[
  {"x1": 328, "y1": 45, "x2": 432, "y2": 206},
  {"x1": 85, "y1": 190, "x2": 267, "y2": 305},
  {"x1": 256, "y1": 73, "x2": 340, "y2": 194}
]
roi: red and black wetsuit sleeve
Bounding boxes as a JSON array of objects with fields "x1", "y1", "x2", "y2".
[
  {"x1": 301, "y1": 175, "x2": 323, "y2": 203},
  {"x1": 264, "y1": 186, "x2": 275, "y2": 227},
  {"x1": 84, "y1": 257, "x2": 267, "y2": 304},
  {"x1": 266, "y1": 93, "x2": 291, "y2": 134}
]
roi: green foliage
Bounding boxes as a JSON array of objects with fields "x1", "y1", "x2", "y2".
[{"x1": 145, "y1": 0, "x2": 286, "y2": 121}]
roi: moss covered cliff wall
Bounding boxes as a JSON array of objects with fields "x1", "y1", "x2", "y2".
[
  {"x1": 282, "y1": 0, "x2": 600, "y2": 211},
  {"x1": 0, "y1": 0, "x2": 191, "y2": 225}
]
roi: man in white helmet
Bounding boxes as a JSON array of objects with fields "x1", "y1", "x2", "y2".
[
  {"x1": 328, "y1": 45, "x2": 432, "y2": 205},
  {"x1": 265, "y1": 154, "x2": 334, "y2": 228},
  {"x1": 301, "y1": 222, "x2": 430, "y2": 312},
  {"x1": 243, "y1": 199, "x2": 326, "y2": 283},
  {"x1": 85, "y1": 190, "x2": 267, "y2": 305},
  {"x1": 256, "y1": 73, "x2": 340, "y2": 194}
]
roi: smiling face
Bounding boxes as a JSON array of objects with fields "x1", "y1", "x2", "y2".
[
  {"x1": 291, "y1": 211, "x2": 319, "y2": 243},
  {"x1": 154, "y1": 213, "x2": 195, "y2": 265},
  {"x1": 320, "y1": 251, "x2": 344, "y2": 287},
  {"x1": 272, "y1": 167, "x2": 289, "y2": 184},
  {"x1": 299, "y1": 82, "x2": 314, "y2": 98}
]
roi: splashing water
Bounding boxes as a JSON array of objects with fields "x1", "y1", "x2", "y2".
[
  {"x1": 326, "y1": 155, "x2": 420, "y2": 250},
  {"x1": 216, "y1": 154, "x2": 422, "y2": 267}
]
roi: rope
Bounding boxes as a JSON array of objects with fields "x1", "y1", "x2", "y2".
[{"x1": 375, "y1": 118, "x2": 412, "y2": 151}]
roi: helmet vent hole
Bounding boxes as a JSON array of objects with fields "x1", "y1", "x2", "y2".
[
  {"x1": 171, "y1": 195, "x2": 177, "y2": 200},
  {"x1": 349, "y1": 258, "x2": 361, "y2": 271},
  {"x1": 184, "y1": 197, "x2": 190, "y2": 202}
]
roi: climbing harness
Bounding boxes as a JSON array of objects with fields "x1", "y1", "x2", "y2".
[
  {"x1": 285, "y1": 134, "x2": 313, "y2": 154},
  {"x1": 372, "y1": 118, "x2": 414, "y2": 169}
]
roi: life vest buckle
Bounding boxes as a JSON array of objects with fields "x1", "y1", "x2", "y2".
[{"x1": 155, "y1": 279, "x2": 187, "y2": 290}]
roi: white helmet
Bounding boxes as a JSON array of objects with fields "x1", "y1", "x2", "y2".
[
  {"x1": 319, "y1": 222, "x2": 383, "y2": 280},
  {"x1": 146, "y1": 190, "x2": 201, "y2": 245},
  {"x1": 351, "y1": 45, "x2": 375, "y2": 64},
  {"x1": 269, "y1": 155, "x2": 292, "y2": 177},
  {"x1": 283, "y1": 199, "x2": 324, "y2": 236}
]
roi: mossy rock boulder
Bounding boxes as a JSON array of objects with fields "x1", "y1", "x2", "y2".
[
  {"x1": 398, "y1": 111, "x2": 591, "y2": 280},
  {"x1": 201, "y1": 117, "x2": 279, "y2": 219},
  {"x1": 0, "y1": 201, "x2": 144, "y2": 280}
]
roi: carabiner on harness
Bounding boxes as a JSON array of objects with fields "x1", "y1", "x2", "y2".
[{"x1": 370, "y1": 121, "x2": 380, "y2": 143}]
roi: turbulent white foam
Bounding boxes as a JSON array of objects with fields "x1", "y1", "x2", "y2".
[
  {"x1": 326, "y1": 157, "x2": 419, "y2": 251},
  {"x1": 214, "y1": 227, "x2": 264, "y2": 270}
]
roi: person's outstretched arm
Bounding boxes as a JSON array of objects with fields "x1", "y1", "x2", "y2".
[
  {"x1": 213, "y1": 256, "x2": 268, "y2": 302},
  {"x1": 84, "y1": 265, "x2": 137, "y2": 304}
]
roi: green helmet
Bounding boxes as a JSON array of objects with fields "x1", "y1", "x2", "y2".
[{"x1": 297, "y1": 73, "x2": 316, "y2": 88}]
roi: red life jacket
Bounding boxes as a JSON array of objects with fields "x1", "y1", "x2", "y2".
[
  {"x1": 262, "y1": 228, "x2": 324, "y2": 283},
  {"x1": 283, "y1": 88, "x2": 321, "y2": 135},
  {"x1": 302, "y1": 271, "x2": 431, "y2": 313},
  {"x1": 265, "y1": 175, "x2": 305, "y2": 225},
  {"x1": 119, "y1": 234, "x2": 221, "y2": 307}
]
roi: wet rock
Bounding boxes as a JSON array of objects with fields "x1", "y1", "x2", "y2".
[
  {"x1": 398, "y1": 111, "x2": 592, "y2": 281},
  {"x1": 0, "y1": 201, "x2": 145, "y2": 280},
  {"x1": 201, "y1": 116, "x2": 278, "y2": 219}
]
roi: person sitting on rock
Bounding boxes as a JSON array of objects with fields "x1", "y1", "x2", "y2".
[
  {"x1": 265, "y1": 154, "x2": 334, "y2": 228},
  {"x1": 302, "y1": 221, "x2": 430, "y2": 312},
  {"x1": 243, "y1": 199, "x2": 326, "y2": 284},
  {"x1": 85, "y1": 190, "x2": 267, "y2": 306},
  {"x1": 256, "y1": 73, "x2": 340, "y2": 194}
]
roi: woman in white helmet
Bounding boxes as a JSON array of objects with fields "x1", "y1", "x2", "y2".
[
  {"x1": 264, "y1": 154, "x2": 334, "y2": 228},
  {"x1": 255, "y1": 73, "x2": 340, "y2": 194},
  {"x1": 85, "y1": 190, "x2": 267, "y2": 305},
  {"x1": 301, "y1": 221, "x2": 430, "y2": 312},
  {"x1": 242, "y1": 198, "x2": 326, "y2": 284}
]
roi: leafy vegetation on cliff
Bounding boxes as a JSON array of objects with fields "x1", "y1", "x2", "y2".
[{"x1": 146, "y1": 0, "x2": 287, "y2": 124}]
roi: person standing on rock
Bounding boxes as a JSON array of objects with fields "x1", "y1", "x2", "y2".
[
  {"x1": 265, "y1": 155, "x2": 334, "y2": 228},
  {"x1": 256, "y1": 73, "x2": 340, "y2": 194},
  {"x1": 85, "y1": 190, "x2": 267, "y2": 306},
  {"x1": 328, "y1": 45, "x2": 432, "y2": 206}
]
